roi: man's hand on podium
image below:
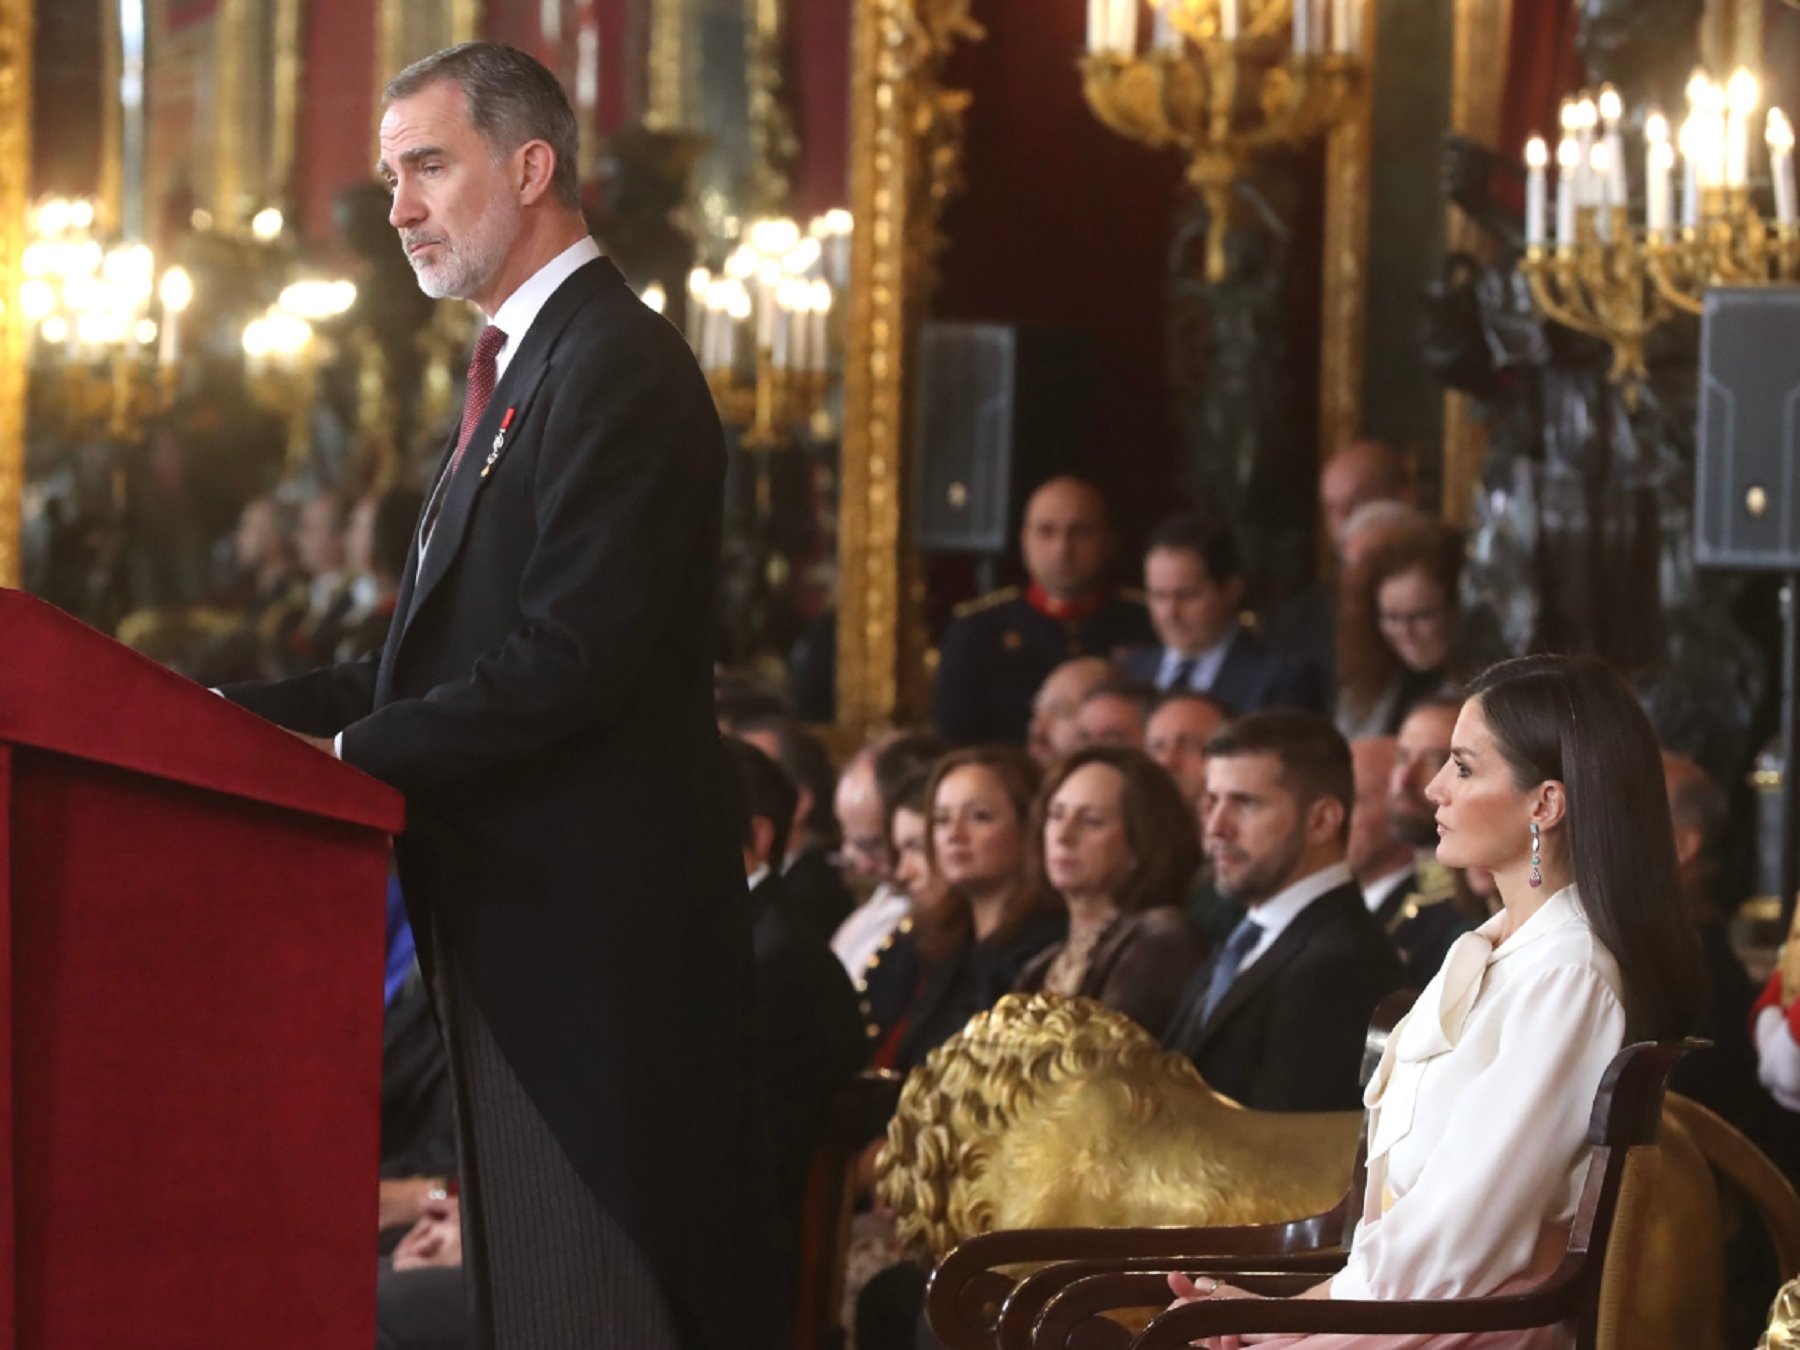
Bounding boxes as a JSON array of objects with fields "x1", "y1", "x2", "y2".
[{"x1": 285, "y1": 728, "x2": 338, "y2": 757}]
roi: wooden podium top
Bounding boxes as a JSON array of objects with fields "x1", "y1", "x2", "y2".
[{"x1": 0, "y1": 588, "x2": 403, "y2": 834}]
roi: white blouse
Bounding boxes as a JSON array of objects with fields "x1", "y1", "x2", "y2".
[{"x1": 1330, "y1": 885, "x2": 1627, "y2": 1301}]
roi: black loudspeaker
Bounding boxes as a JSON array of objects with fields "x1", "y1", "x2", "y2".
[
  {"x1": 911, "y1": 323, "x2": 1090, "y2": 554},
  {"x1": 1696, "y1": 287, "x2": 1800, "y2": 571}
]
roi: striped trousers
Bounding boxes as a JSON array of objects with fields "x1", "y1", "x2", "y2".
[{"x1": 433, "y1": 942, "x2": 685, "y2": 1350}]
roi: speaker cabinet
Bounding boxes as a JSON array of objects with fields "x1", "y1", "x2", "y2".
[
  {"x1": 911, "y1": 323, "x2": 1090, "y2": 554},
  {"x1": 1696, "y1": 287, "x2": 1800, "y2": 571}
]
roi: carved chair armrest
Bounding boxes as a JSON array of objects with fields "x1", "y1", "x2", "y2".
[
  {"x1": 1117, "y1": 1257, "x2": 1583, "y2": 1348},
  {"x1": 1003, "y1": 1266, "x2": 1332, "y2": 1350},
  {"x1": 927, "y1": 1217, "x2": 1347, "y2": 1350}
]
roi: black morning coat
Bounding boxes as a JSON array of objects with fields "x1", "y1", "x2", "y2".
[{"x1": 224, "y1": 257, "x2": 781, "y2": 1348}]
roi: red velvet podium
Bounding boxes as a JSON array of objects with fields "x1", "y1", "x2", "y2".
[{"x1": 0, "y1": 589, "x2": 404, "y2": 1349}]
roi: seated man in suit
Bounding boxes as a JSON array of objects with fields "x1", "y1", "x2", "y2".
[
  {"x1": 1352, "y1": 733, "x2": 1469, "y2": 987},
  {"x1": 726, "y1": 739, "x2": 869, "y2": 1244},
  {"x1": 737, "y1": 713, "x2": 856, "y2": 940},
  {"x1": 1124, "y1": 512, "x2": 1324, "y2": 715},
  {"x1": 1162, "y1": 709, "x2": 1402, "y2": 1111},
  {"x1": 932, "y1": 476, "x2": 1154, "y2": 747}
]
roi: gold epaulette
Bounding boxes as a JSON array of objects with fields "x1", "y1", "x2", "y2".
[
  {"x1": 953, "y1": 586, "x2": 1022, "y2": 620},
  {"x1": 1387, "y1": 858, "x2": 1458, "y2": 933}
]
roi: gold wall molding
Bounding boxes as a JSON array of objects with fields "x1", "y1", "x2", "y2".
[
  {"x1": 0, "y1": 0, "x2": 28, "y2": 587},
  {"x1": 270, "y1": 0, "x2": 302, "y2": 211},
  {"x1": 214, "y1": 0, "x2": 244, "y2": 227},
  {"x1": 1440, "y1": 0, "x2": 1513, "y2": 528},
  {"x1": 1317, "y1": 0, "x2": 1374, "y2": 478},
  {"x1": 101, "y1": 0, "x2": 123, "y2": 230},
  {"x1": 836, "y1": 0, "x2": 980, "y2": 737},
  {"x1": 646, "y1": 0, "x2": 691, "y2": 130},
  {"x1": 375, "y1": 0, "x2": 483, "y2": 149}
]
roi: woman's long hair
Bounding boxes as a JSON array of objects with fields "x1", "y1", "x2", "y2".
[
  {"x1": 1025, "y1": 746, "x2": 1200, "y2": 915},
  {"x1": 1468, "y1": 654, "x2": 1704, "y2": 1042}
]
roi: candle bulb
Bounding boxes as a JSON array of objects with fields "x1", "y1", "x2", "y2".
[
  {"x1": 1331, "y1": 0, "x2": 1350, "y2": 53},
  {"x1": 1575, "y1": 95, "x2": 1598, "y2": 207},
  {"x1": 1589, "y1": 141, "x2": 1614, "y2": 239},
  {"x1": 1727, "y1": 68, "x2": 1759, "y2": 189},
  {"x1": 1293, "y1": 0, "x2": 1310, "y2": 54},
  {"x1": 1556, "y1": 135, "x2": 1580, "y2": 249},
  {"x1": 1152, "y1": 0, "x2": 1180, "y2": 52},
  {"x1": 1598, "y1": 85, "x2": 1628, "y2": 210},
  {"x1": 1525, "y1": 136, "x2": 1549, "y2": 248},
  {"x1": 1644, "y1": 110, "x2": 1672, "y2": 237},
  {"x1": 1112, "y1": 0, "x2": 1138, "y2": 54},
  {"x1": 1088, "y1": 0, "x2": 1107, "y2": 53},
  {"x1": 1220, "y1": 0, "x2": 1239, "y2": 41},
  {"x1": 1678, "y1": 115, "x2": 1701, "y2": 230},
  {"x1": 1770, "y1": 108, "x2": 1798, "y2": 227}
]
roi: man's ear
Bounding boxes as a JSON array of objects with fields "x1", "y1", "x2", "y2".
[
  {"x1": 515, "y1": 139, "x2": 558, "y2": 206},
  {"x1": 1308, "y1": 795, "x2": 1346, "y2": 848}
]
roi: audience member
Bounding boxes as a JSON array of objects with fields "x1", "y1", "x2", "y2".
[
  {"x1": 1162, "y1": 710, "x2": 1403, "y2": 1111},
  {"x1": 1144, "y1": 690, "x2": 1233, "y2": 810},
  {"x1": 738, "y1": 716, "x2": 855, "y2": 939},
  {"x1": 726, "y1": 739, "x2": 867, "y2": 1241},
  {"x1": 932, "y1": 477, "x2": 1153, "y2": 746},
  {"x1": 1013, "y1": 747, "x2": 1207, "y2": 1033},
  {"x1": 1264, "y1": 440, "x2": 1413, "y2": 684},
  {"x1": 1381, "y1": 695, "x2": 1481, "y2": 981},
  {"x1": 336, "y1": 487, "x2": 424, "y2": 662},
  {"x1": 830, "y1": 733, "x2": 943, "y2": 982},
  {"x1": 1075, "y1": 676, "x2": 1157, "y2": 749},
  {"x1": 1356, "y1": 732, "x2": 1470, "y2": 986},
  {"x1": 1337, "y1": 522, "x2": 1464, "y2": 738},
  {"x1": 1026, "y1": 656, "x2": 1121, "y2": 766},
  {"x1": 1123, "y1": 512, "x2": 1324, "y2": 713},
  {"x1": 831, "y1": 742, "x2": 910, "y2": 979}
]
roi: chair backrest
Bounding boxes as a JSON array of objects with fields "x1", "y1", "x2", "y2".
[
  {"x1": 1561, "y1": 1040, "x2": 1702, "y2": 1349},
  {"x1": 793, "y1": 1070, "x2": 902, "y2": 1350}
]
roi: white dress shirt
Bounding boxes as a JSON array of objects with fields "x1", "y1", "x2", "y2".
[
  {"x1": 830, "y1": 882, "x2": 910, "y2": 981},
  {"x1": 1156, "y1": 624, "x2": 1240, "y2": 692},
  {"x1": 1332, "y1": 884, "x2": 1626, "y2": 1301},
  {"x1": 1756, "y1": 1004, "x2": 1800, "y2": 1111},
  {"x1": 1236, "y1": 860, "x2": 1355, "y2": 971}
]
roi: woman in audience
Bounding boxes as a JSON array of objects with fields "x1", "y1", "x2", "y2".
[
  {"x1": 1337, "y1": 524, "x2": 1464, "y2": 740},
  {"x1": 1169, "y1": 654, "x2": 1704, "y2": 1346},
  {"x1": 1013, "y1": 747, "x2": 1207, "y2": 1033}
]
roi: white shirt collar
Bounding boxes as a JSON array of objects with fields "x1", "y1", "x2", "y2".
[
  {"x1": 1481, "y1": 882, "x2": 1585, "y2": 963},
  {"x1": 1157, "y1": 622, "x2": 1240, "y2": 690},
  {"x1": 1361, "y1": 863, "x2": 1414, "y2": 914},
  {"x1": 1240, "y1": 860, "x2": 1355, "y2": 966},
  {"x1": 746, "y1": 863, "x2": 772, "y2": 892},
  {"x1": 486, "y1": 235, "x2": 603, "y2": 380}
]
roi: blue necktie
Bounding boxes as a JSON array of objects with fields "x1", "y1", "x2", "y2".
[
  {"x1": 1200, "y1": 916, "x2": 1263, "y2": 1022},
  {"x1": 1167, "y1": 656, "x2": 1198, "y2": 691}
]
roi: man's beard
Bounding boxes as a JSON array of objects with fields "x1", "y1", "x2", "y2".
[
  {"x1": 1390, "y1": 802, "x2": 1438, "y2": 851},
  {"x1": 1209, "y1": 830, "x2": 1307, "y2": 906},
  {"x1": 403, "y1": 194, "x2": 520, "y2": 301}
]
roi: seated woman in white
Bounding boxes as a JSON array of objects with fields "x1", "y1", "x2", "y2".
[{"x1": 1170, "y1": 653, "x2": 1705, "y2": 1349}]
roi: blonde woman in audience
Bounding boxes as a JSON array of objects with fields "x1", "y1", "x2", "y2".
[
  {"x1": 1171, "y1": 654, "x2": 1704, "y2": 1347},
  {"x1": 1013, "y1": 746, "x2": 1207, "y2": 1033}
]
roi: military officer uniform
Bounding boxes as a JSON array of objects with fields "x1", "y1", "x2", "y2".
[
  {"x1": 931, "y1": 583, "x2": 1155, "y2": 746},
  {"x1": 1374, "y1": 856, "x2": 1475, "y2": 988}
]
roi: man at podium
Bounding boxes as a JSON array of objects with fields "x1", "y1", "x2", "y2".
[{"x1": 220, "y1": 42, "x2": 776, "y2": 1350}]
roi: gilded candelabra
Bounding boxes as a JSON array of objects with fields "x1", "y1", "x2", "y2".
[
  {"x1": 1081, "y1": 0, "x2": 1365, "y2": 281},
  {"x1": 1520, "y1": 73, "x2": 1800, "y2": 390}
]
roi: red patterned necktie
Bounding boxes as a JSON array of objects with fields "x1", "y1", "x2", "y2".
[{"x1": 450, "y1": 324, "x2": 509, "y2": 476}]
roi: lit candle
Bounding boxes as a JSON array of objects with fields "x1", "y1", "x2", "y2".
[
  {"x1": 1598, "y1": 85, "x2": 1628, "y2": 210},
  {"x1": 1152, "y1": 0, "x2": 1180, "y2": 52},
  {"x1": 1088, "y1": 0, "x2": 1107, "y2": 53},
  {"x1": 1293, "y1": 0, "x2": 1310, "y2": 54},
  {"x1": 1678, "y1": 115, "x2": 1701, "y2": 230},
  {"x1": 1219, "y1": 0, "x2": 1239, "y2": 41},
  {"x1": 1344, "y1": 0, "x2": 1364, "y2": 54},
  {"x1": 1770, "y1": 108, "x2": 1798, "y2": 227},
  {"x1": 1644, "y1": 111, "x2": 1673, "y2": 237},
  {"x1": 808, "y1": 282, "x2": 832, "y2": 374},
  {"x1": 1589, "y1": 141, "x2": 1614, "y2": 239},
  {"x1": 1556, "y1": 135, "x2": 1580, "y2": 248},
  {"x1": 1331, "y1": 0, "x2": 1349, "y2": 53},
  {"x1": 1727, "y1": 68, "x2": 1759, "y2": 188},
  {"x1": 1703, "y1": 79, "x2": 1729, "y2": 189},
  {"x1": 1575, "y1": 95, "x2": 1598, "y2": 206},
  {"x1": 1525, "y1": 136, "x2": 1548, "y2": 249},
  {"x1": 1112, "y1": 0, "x2": 1139, "y2": 53}
]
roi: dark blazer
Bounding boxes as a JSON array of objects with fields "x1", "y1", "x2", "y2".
[
  {"x1": 782, "y1": 844, "x2": 856, "y2": 940},
  {"x1": 1161, "y1": 880, "x2": 1403, "y2": 1111},
  {"x1": 892, "y1": 910, "x2": 1067, "y2": 1073},
  {"x1": 747, "y1": 873, "x2": 867, "y2": 1236},
  {"x1": 222, "y1": 257, "x2": 776, "y2": 1348},
  {"x1": 1013, "y1": 906, "x2": 1209, "y2": 1034},
  {"x1": 1120, "y1": 625, "x2": 1325, "y2": 715}
]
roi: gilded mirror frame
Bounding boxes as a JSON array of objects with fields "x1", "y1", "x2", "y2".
[{"x1": 0, "y1": 0, "x2": 28, "y2": 588}]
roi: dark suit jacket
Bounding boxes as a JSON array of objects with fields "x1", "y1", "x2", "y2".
[
  {"x1": 748, "y1": 874, "x2": 867, "y2": 1240},
  {"x1": 782, "y1": 845, "x2": 855, "y2": 941},
  {"x1": 1013, "y1": 906, "x2": 1209, "y2": 1034},
  {"x1": 891, "y1": 911, "x2": 1067, "y2": 1073},
  {"x1": 1120, "y1": 625, "x2": 1325, "y2": 715},
  {"x1": 222, "y1": 257, "x2": 776, "y2": 1348},
  {"x1": 1161, "y1": 881, "x2": 1403, "y2": 1111}
]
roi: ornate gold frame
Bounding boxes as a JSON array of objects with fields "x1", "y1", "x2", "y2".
[
  {"x1": 1440, "y1": 0, "x2": 1514, "y2": 527},
  {"x1": 1317, "y1": 2, "x2": 1374, "y2": 479},
  {"x1": 835, "y1": 0, "x2": 980, "y2": 737},
  {"x1": 0, "y1": 0, "x2": 27, "y2": 588}
]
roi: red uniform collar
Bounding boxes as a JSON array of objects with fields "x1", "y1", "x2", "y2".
[{"x1": 1026, "y1": 582, "x2": 1110, "y2": 623}]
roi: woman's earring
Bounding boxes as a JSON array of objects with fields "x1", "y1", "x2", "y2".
[{"x1": 1529, "y1": 822, "x2": 1542, "y2": 889}]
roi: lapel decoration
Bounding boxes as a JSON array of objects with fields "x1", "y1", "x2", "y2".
[{"x1": 481, "y1": 406, "x2": 518, "y2": 478}]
